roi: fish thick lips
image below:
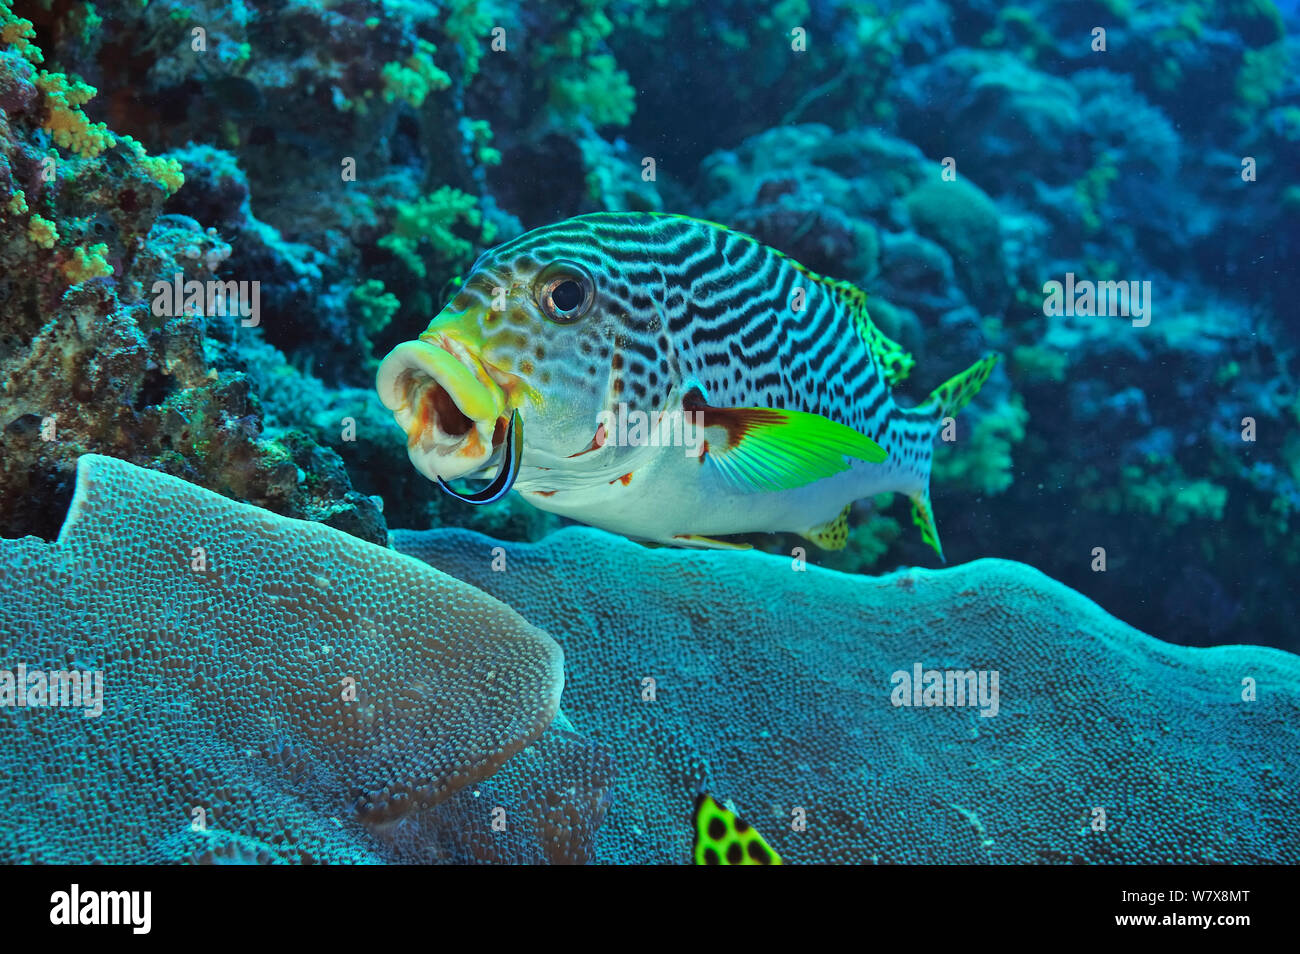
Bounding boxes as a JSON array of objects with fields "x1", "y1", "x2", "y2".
[{"x1": 376, "y1": 339, "x2": 507, "y2": 481}]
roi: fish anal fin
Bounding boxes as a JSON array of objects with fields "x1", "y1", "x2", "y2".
[{"x1": 801, "y1": 504, "x2": 852, "y2": 551}]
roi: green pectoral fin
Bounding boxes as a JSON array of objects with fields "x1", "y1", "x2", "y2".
[{"x1": 702, "y1": 406, "x2": 886, "y2": 494}]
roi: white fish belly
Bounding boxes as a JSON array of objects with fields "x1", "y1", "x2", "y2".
[{"x1": 518, "y1": 448, "x2": 919, "y2": 544}]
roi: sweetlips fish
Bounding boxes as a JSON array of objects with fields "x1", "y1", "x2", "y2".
[{"x1": 376, "y1": 212, "x2": 996, "y2": 557}]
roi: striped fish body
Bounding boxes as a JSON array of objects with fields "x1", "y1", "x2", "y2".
[{"x1": 376, "y1": 212, "x2": 996, "y2": 555}]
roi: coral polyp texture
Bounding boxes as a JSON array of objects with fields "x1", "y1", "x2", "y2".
[
  {"x1": 0, "y1": 454, "x2": 574, "y2": 863},
  {"x1": 395, "y1": 527, "x2": 1300, "y2": 864}
]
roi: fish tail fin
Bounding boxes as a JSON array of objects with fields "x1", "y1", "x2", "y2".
[
  {"x1": 904, "y1": 354, "x2": 999, "y2": 562},
  {"x1": 908, "y1": 487, "x2": 945, "y2": 564},
  {"x1": 920, "y1": 353, "x2": 1000, "y2": 423}
]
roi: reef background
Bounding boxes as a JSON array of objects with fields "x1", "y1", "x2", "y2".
[{"x1": 1, "y1": 0, "x2": 1297, "y2": 652}]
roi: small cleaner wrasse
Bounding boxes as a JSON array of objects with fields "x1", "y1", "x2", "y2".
[{"x1": 376, "y1": 212, "x2": 997, "y2": 557}]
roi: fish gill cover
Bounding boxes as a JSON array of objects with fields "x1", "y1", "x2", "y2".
[{"x1": 0, "y1": 0, "x2": 1296, "y2": 876}]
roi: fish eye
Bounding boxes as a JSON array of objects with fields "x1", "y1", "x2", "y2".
[
  {"x1": 551, "y1": 279, "x2": 582, "y2": 311},
  {"x1": 536, "y1": 260, "x2": 594, "y2": 324}
]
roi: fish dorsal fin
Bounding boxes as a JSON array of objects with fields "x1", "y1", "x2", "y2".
[
  {"x1": 692, "y1": 794, "x2": 783, "y2": 865},
  {"x1": 801, "y1": 504, "x2": 852, "y2": 551},
  {"x1": 824, "y1": 278, "x2": 915, "y2": 387}
]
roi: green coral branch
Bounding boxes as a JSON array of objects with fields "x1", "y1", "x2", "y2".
[
  {"x1": 380, "y1": 38, "x2": 451, "y2": 108},
  {"x1": 379, "y1": 186, "x2": 495, "y2": 279}
]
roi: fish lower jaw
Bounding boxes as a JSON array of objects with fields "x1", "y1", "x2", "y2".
[
  {"x1": 396, "y1": 383, "x2": 505, "y2": 482},
  {"x1": 376, "y1": 340, "x2": 507, "y2": 482},
  {"x1": 404, "y1": 412, "x2": 499, "y2": 483}
]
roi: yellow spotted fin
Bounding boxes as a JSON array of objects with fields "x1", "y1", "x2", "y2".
[
  {"x1": 801, "y1": 504, "x2": 851, "y2": 551},
  {"x1": 832, "y1": 278, "x2": 916, "y2": 386},
  {"x1": 692, "y1": 793, "x2": 783, "y2": 865}
]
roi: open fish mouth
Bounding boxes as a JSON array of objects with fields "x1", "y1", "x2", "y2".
[{"x1": 376, "y1": 335, "x2": 510, "y2": 483}]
